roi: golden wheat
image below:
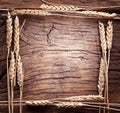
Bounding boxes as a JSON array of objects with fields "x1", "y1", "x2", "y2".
[
  {"x1": 40, "y1": 3, "x2": 80, "y2": 11},
  {"x1": 6, "y1": 11, "x2": 13, "y2": 113},
  {"x1": 17, "y1": 55, "x2": 24, "y2": 113},
  {"x1": 26, "y1": 100, "x2": 53, "y2": 106},
  {"x1": 64, "y1": 95, "x2": 104, "y2": 102},
  {"x1": 9, "y1": 51, "x2": 15, "y2": 113},
  {"x1": 98, "y1": 58, "x2": 105, "y2": 96},
  {"x1": 106, "y1": 21, "x2": 113, "y2": 50},
  {"x1": 55, "y1": 102, "x2": 85, "y2": 108},
  {"x1": 11, "y1": 10, "x2": 51, "y2": 16}
]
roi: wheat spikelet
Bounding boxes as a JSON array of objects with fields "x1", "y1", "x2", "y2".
[
  {"x1": 64, "y1": 95, "x2": 104, "y2": 102},
  {"x1": 98, "y1": 58, "x2": 105, "y2": 96},
  {"x1": 11, "y1": 10, "x2": 51, "y2": 16},
  {"x1": 40, "y1": 3, "x2": 80, "y2": 11},
  {"x1": 106, "y1": 21, "x2": 113, "y2": 50},
  {"x1": 6, "y1": 11, "x2": 13, "y2": 113}
]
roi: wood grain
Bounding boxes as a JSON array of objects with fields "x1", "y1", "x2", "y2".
[{"x1": 0, "y1": 15, "x2": 120, "y2": 112}]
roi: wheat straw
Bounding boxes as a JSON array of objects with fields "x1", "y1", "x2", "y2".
[
  {"x1": 6, "y1": 11, "x2": 13, "y2": 113},
  {"x1": 9, "y1": 51, "x2": 15, "y2": 113},
  {"x1": 17, "y1": 55, "x2": 24, "y2": 113}
]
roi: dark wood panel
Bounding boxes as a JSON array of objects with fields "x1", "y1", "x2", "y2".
[{"x1": 0, "y1": 15, "x2": 120, "y2": 112}]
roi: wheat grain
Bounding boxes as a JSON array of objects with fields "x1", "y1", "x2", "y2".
[
  {"x1": 98, "y1": 58, "x2": 105, "y2": 96},
  {"x1": 6, "y1": 11, "x2": 13, "y2": 113},
  {"x1": 11, "y1": 10, "x2": 51, "y2": 16}
]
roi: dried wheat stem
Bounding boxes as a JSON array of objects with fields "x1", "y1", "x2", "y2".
[
  {"x1": 9, "y1": 51, "x2": 16, "y2": 113},
  {"x1": 6, "y1": 11, "x2": 13, "y2": 113},
  {"x1": 11, "y1": 10, "x2": 51, "y2": 16},
  {"x1": 17, "y1": 55, "x2": 24, "y2": 113}
]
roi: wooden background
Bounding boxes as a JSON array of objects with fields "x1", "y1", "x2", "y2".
[{"x1": 0, "y1": 0, "x2": 120, "y2": 113}]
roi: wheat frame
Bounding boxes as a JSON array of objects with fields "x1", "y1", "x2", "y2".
[{"x1": 6, "y1": 8, "x2": 114, "y2": 109}]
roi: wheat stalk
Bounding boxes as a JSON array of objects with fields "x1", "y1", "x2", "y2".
[
  {"x1": 11, "y1": 10, "x2": 51, "y2": 16},
  {"x1": 9, "y1": 51, "x2": 16, "y2": 113},
  {"x1": 98, "y1": 58, "x2": 105, "y2": 96},
  {"x1": 6, "y1": 11, "x2": 13, "y2": 113},
  {"x1": 17, "y1": 55, "x2": 24, "y2": 113},
  {"x1": 98, "y1": 21, "x2": 110, "y2": 113},
  {"x1": 106, "y1": 20, "x2": 113, "y2": 113}
]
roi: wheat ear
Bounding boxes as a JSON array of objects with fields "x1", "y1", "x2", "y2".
[
  {"x1": 6, "y1": 11, "x2": 13, "y2": 113},
  {"x1": 40, "y1": 3, "x2": 80, "y2": 11},
  {"x1": 9, "y1": 51, "x2": 15, "y2": 113},
  {"x1": 11, "y1": 10, "x2": 51, "y2": 16},
  {"x1": 106, "y1": 20, "x2": 113, "y2": 113},
  {"x1": 17, "y1": 55, "x2": 24, "y2": 113},
  {"x1": 14, "y1": 16, "x2": 20, "y2": 86},
  {"x1": 99, "y1": 21, "x2": 108, "y2": 113},
  {"x1": 98, "y1": 58, "x2": 105, "y2": 96}
]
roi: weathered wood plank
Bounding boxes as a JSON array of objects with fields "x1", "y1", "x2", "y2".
[{"x1": 0, "y1": 15, "x2": 120, "y2": 112}]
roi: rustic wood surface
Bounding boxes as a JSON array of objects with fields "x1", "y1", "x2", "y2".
[
  {"x1": 0, "y1": 0, "x2": 119, "y2": 10},
  {"x1": 0, "y1": 15, "x2": 120, "y2": 112}
]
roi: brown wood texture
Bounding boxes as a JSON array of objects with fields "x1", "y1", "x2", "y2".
[
  {"x1": 0, "y1": 15, "x2": 120, "y2": 113},
  {"x1": 0, "y1": 0, "x2": 119, "y2": 9}
]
